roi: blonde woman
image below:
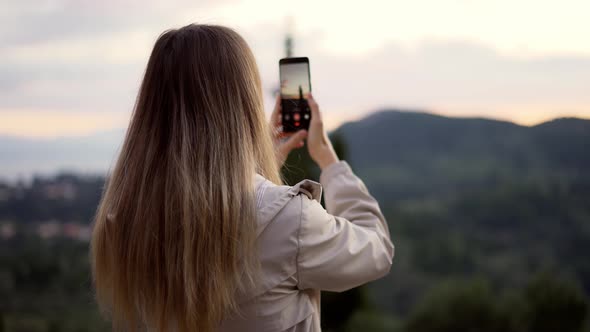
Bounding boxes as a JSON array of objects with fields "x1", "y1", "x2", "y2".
[{"x1": 91, "y1": 24, "x2": 393, "y2": 332}]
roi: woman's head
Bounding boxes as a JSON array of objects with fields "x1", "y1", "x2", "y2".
[{"x1": 91, "y1": 24, "x2": 281, "y2": 332}]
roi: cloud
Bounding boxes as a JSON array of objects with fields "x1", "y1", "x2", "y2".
[
  {"x1": 306, "y1": 40, "x2": 590, "y2": 113},
  {"x1": 0, "y1": 2, "x2": 589, "y2": 138},
  {"x1": 0, "y1": 0, "x2": 239, "y2": 117},
  {"x1": 256, "y1": 33, "x2": 590, "y2": 126},
  {"x1": 0, "y1": 0, "x2": 228, "y2": 46}
]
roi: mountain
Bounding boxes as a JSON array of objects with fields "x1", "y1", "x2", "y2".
[
  {"x1": 326, "y1": 110, "x2": 590, "y2": 314},
  {"x1": 334, "y1": 110, "x2": 590, "y2": 202}
]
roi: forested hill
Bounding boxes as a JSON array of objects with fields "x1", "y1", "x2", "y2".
[
  {"x1": 334, "y1": 110, "x2": 590, "y2": 202},
  {"x1": 328, "y1": 110, "x2": 590, "y2": 315}
]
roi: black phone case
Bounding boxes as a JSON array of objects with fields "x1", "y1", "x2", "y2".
[
  {"x1": 281, "y1": 98, "x2": 311, "y2": 132},
  {"x1": 279, "y1": 57, "x2": 311, "y2": 133}
]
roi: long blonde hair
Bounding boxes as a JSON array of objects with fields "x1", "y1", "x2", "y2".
[{"x1": 91, "y1": 24, "x2": 282, "y2": 332}]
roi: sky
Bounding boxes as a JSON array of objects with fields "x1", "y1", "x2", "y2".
[
  {"x1": 1, "y1": 0, "x2": 590, "y2": 138},
  {"x1": 280, "y1": 62, "x2": 311, "y2": 98}
]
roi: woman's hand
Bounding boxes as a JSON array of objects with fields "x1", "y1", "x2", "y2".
[
  {"x1": 270, "y1": 95, "x2": 308, "y2": 168},
  {"x1": 305, "y1": 94, "x2": 339, "y2": 170}
]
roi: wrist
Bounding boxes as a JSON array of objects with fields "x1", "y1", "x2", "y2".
[{"x1": 317, "y1": 151, "x2": 339, "y2": 170}]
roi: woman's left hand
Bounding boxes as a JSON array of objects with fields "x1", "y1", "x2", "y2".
[{"x1": 270, "y1": 95, "x2": 308, "y2": 168}]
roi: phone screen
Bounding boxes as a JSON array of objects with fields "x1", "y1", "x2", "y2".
[{"x1": 280, "y1": 58, "x2": 311, "y2": 132}]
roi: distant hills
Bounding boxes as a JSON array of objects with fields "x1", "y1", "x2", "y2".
[
  {"x1": 325, "y1": 110, "x2": 590, "y2": 314},
  {"x1": 333, "y1": 110, "x2": 590, "y2": 203}
]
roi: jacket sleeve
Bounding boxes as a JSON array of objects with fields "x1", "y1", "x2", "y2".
[{"x1": 296, "y1": 161, "x2": 394, "y2": 292}]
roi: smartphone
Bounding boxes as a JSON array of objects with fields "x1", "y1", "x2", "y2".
[{"x1": 279, "y1": 57, "x2": 311, "y2": 132}]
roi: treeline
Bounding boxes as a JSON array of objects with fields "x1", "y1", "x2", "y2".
[
  {"x1": 0, "y1": 174, "x2": 103, "y2": 225},
  {"x1": 0, "y1": 238, "x2": 107, "y2": 332},
  {"x1": 2, "y1": 237, "x2": 588, "y2": 332}
]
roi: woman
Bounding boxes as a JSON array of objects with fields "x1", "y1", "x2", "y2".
[{"x1": 91, "y1": 24, "x2": 393, "y2": 332}]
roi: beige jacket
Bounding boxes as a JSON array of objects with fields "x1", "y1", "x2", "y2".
[{"x1": 218, "y1": 161, "x2": 394, "y2": 332}]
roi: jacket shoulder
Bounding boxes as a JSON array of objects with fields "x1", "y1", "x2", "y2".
[
  {"x1": 251, "y1": 177, "x2": 321, "y2": 298},
  {"x1": 254, "y1": 176, "x2": 322, "y2": 229},
  {"x1": 287, "y1": 179, "x2": 322, "y2": 202}
]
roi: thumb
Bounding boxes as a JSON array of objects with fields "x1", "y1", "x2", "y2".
[
  {"x1": 307, "y1": 94, "x2": 320, "y2": 123},
  {"x1": 279, "y1": 130, "x2": 308, "y2": 155}
]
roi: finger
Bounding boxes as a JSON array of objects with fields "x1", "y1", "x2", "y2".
[
  {"x1": 272, "y1": 126, "x2": 283, "y2": 140},
  {"x1": 307, "y1": 93, "x2": 321, "y2": 123},
  {"x1": 279, "y1": 130, "x2": 308, "y2": 155},
  {"x1": 277, "y1": 131, "x2": 294, "y2": 139},
  {"x1": 270, "y1": 96, "x2": 283, "y2": 139},
  {"x1": 271, "y1": 94, "x2": 282, "y2": 126}
]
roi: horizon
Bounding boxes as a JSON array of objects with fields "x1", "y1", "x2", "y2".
[
  {"x1": 1, "y1": 108, "x2": 588, "y2": 140},
  {"x1": 1, "y1": 107, "x2": 588, "y2": 183}
]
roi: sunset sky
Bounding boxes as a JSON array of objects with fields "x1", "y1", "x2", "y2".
[
  {"x1": 1, "y1": 0, "x2": 589, "y2": 137},
  {"x1": 280, "y1": 62, "x2": 310, "y2": 98}
]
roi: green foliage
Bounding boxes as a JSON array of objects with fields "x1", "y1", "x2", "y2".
[
  {"x1": 404, "y1": 276, "x2": 589, "y2": 332},
  {"x1": 0, "y1": 175, "x2": 103, "y2": 224},
  {"x1": 344, "y1": 310, "x2": 400, "y2": 332},
  {"x1": 0, "y1": 239, "x2": 108, "y2": 332},
  {"x1": 321, "y1": 287, "x2": 370, "y2": 331},
  {"x1": 522, "y1": 274, "x2": 588, "y2": 332},
  {"x1": 405, "y1": 279, "x2": 511, "y2": 332}
]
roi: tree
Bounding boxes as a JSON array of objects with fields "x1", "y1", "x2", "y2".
[
  {"x1": 405, "y1": 279, "x2": 512, "y2": 332},
  {"x1": 522, "y1": 273, "x2": 588, "y2": 332}
]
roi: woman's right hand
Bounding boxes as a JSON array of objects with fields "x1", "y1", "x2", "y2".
[{"x1": 306, "y1": 94, "x2": 339, "y2": 170}]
